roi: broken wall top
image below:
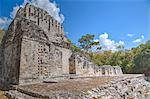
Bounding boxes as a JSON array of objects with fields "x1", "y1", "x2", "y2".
[{"x1": 1, "y1": 3, "x2": 70, "y2": 49}]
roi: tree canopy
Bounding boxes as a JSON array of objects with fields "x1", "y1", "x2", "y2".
[
  {"x1": 76, "y1": 34, "x2": 150, "y2": 74},
  {"x1": 78, "y1": 34, "x2": 99, "y2": 51}
]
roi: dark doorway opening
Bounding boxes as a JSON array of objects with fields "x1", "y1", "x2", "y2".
[{"x1": 69, "y1": 57, "x2": 76, "y2": 74}]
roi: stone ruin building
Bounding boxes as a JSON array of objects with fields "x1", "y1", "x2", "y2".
[{"x1": 0, "y1": 3, "x2": 123, "y2": 85}]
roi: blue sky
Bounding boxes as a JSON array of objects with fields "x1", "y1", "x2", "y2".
[{"x1": 0, "y1": 0, "x2": 150, "y2": 50}]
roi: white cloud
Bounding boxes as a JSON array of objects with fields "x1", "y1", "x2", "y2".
[
  {"x1": 65, "y1": 32, "x2": 69, "y2": 35},
  {"x1": 10, "y1": 5, "x2": 20, "y2": 19},
  {"x1": 0, "y1": 0, "x2": 29, "y2": 29},
  {"x1": 94, "y1": 39, "x2": 99, "y2": 42},
  {"x1": 0, "y1": 17, "x2": 12, "y2": 29},
  {"x1": 141, "y1": 35, "x2": 144, "y2": 39},
  {"x1": 133, "y1": 39, "x2": 141, "y2": 43},
  {"x1": 97, "y1": 33, "x2": 125, "y2": 51},
  {"x1": 0, "y1": 0, "x2": 64, "y2": 29},
  {"x1": 133, "y1": 35, "x2": 144, "y2": 43},
  {"x1": 118, "y1": 41, "x2": 125, "y2": 45},
  {"x1": 127, "y1": 33, "x2": 134, "y2": 37},
  {"x1": 30, "y1": 0, "x2": 64, "y2": 23},
  {"x1": 10, "y1": 0, "x2": 28, "y2": 19}
]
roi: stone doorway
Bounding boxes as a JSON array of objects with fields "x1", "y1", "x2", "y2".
[
  {"x1": 102, "y1": 67, "x2": 105, "y2": 75},
  {"x1": 69, "y1": 55, "x2": 76, "y2": 74},
  {"x1": 69, "y1": 64, "x2": 76, "y2": 74}
]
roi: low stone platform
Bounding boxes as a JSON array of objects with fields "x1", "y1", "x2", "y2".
[
  {"x1": 14, "y1": 76, "x2": 114, "y2": 92},
  {"x1": 3, "y1": 74, "x2": 150, "y2": 99},
  {"x1": 4, "y1": 76, "x2": 114, "y2": 98}
]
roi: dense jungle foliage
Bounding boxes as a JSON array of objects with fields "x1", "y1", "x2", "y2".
[{"x1": 69, "y1": 34, "x2": 150, "y2": 74}]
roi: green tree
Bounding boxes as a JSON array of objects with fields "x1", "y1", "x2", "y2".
[
  {"x1": 78, "y1": 34, "x2": 99, "y2": 51},
  {"x1": 67, "y1": 39, "x2": 81, "y2": 52},
  {"x1": 133, "y1": 40, "x2": 150, "y2": 73},
  {"x1": 91, "y1": 51, "x2": 113, "y2": 66},
  {"x1": 117, "y1": 44, "x2": 124, "y2": 51}
]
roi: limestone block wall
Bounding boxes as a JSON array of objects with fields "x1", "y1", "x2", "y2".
[
  {"x1": 57, "y1": 47, "x2": 72, "y2": 75},
  {"x1": 16, "y1": 3, "x2": 66, "y2": 43},
  {"x1": 93, "y1": 66, "x2": 102, "y2": 76},
  {"x1": 69, "y1": 53, "x2": 123, "y2": 77},
  {"x1": 0, "y1": 15, "x2": 67, "y2": 84},
  {"x1": 0, "y1": 18, "x2": 23, "y2": 85},
  {"x1": 99, "y1": 66, "x2": 115, "y2": 76},
  {"x1": 19, "y1": 37, "x2": 64, "y2": 84},
  {"x1": 69, "y1": 53, "x2": 97, "y2": 76},
  {"x1": 114, "y1": 66, "x2": 123, "y2": 75},
  {"x1": 19, "y1": 38, "x2": 39, "y2": 83},
  {"x1": 3, "y1": 41, "x2": 21, "y2": 84},
  {"x1": 24, "y1": 3, "x2": 63, "y2": 33}
]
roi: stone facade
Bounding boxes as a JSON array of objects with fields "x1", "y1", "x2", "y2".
[
  {"x1": 69, "y1": 53, "x2": 123, "y2": 77},
  {"x1": 0, "y1": 3, "x2": 123, "y2": 85},
  {"x1": 17, "y1": 3, "x2": 67, "y2": 43},
  {"x1": 0, "y1": 3, "x2": 71, "y2": 85}
]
